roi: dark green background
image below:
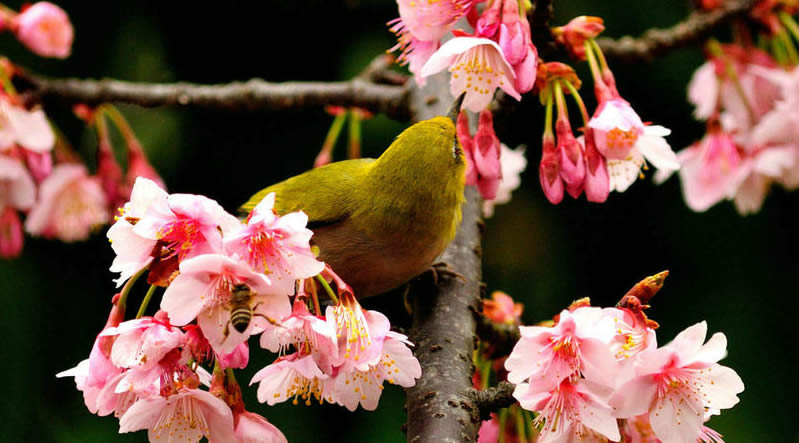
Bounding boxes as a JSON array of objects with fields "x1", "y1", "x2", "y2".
[{"x1": 1, "y1": 1, "x2": 796, "y2": 441}]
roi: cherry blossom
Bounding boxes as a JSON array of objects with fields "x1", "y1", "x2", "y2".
[
  {"x1": 107, "y1": 177, "x2": 169, "y2": 287},
  {"x1": 482, "y1": 291, "x2": 523, "y2": 325},
  {"x1": 234, "y1": 410, "x2": 288, "y2": 443},
  {"x1": 0, "y1": 155, "x2": 36, "y2": 212},
  {"x1": 515, "y1": 378, "x2": 620, "y2": 443},
  {"x1": 161, "y1": 253, "x2": 290, "y2": 354},
  {"x1": 588, "y1": 98, "x2": 678, "y2": 193},
  {"x1": 609, "y1": 322, "x2": 744, "y2": 443},
  {"x1": 225, "y1": 192, "x2": 324, "y2": 296},
  {"x1": 119, "y1": 386, "x2": 235, "y2": 442},
  {"x1": 457, "y1": 110, "x2": 503, "y2": 200},
  {"x1": 25, "y1": 163, "x2": 109, "y2": 241},
  {"x1": 421, "y1": 36, "x2": 521, "y2": 112},
  {"x1": 396, "y1": 0, "x2": 472, "y2": 42},
  {"x1": 0, "y1": 99, "x2": 55, "y2": 153},
  {"x1": 251, "y1": 353, "x2": 331, "y2": 407},
  {"x1": 539, "y1": 130, "x2": 564, "y2": 204},
  {"x1": 505, "y1": 307, "x2": 618, "y2": 394},
  {"x1": 12, "y1": 2, "x2": 74, "y2": 59},
  {"x1": 581, "y1": 131, "x2": 610, "y2": 203}
]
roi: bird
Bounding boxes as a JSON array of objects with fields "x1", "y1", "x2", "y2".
[{"x1": 239, "y1": 94, "x2": 467, "y2": 299}]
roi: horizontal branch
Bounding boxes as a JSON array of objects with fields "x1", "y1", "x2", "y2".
[
  {"x1": 17, "y1": 72, "x2": 411, "y2": 120},
  {"x1": 470, "y1": 381, "x2": 516, "y2": 420},
  {"x1": 597, "y1": 0, "x2": 758, "y2": 61}
]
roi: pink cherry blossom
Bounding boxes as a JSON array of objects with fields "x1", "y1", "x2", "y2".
[
  {"x1": 497, "y1": 0, "x2": 529, "y2": 65},
  {"x1": 259, "y1": 298, "x2": 338, "y2": 373},
  {"x1": 56, "y1": 334, "x2": 124, "y2": 415},
  {"x1": 687, "y1": 62, "x2": 719, "y2": 120},
  {"x1": 25, "y1": 163, "x2": 109, "y2": 241},
  {"x1": 553, "y1": 16, "x2": 606, "y2": 60},
  {"x1": 101, "y1": 316, "x2": 184, "y2": 374},
  {"x1": 329, "y1": 330, "x2": 421, "y2": 411},
  {"x1": 388, "y1": 19, "x2": 439, "y2": 87},
  {"x1": 0, "y1": 155, "x2": 36, "y2": 211},
  {"x1": 251, "y1": 353, "x2": 331, "y2": 406},
  {"x1": 511, "y1": 42, "x2": 537, "y2": 94},
  {"x1": 482, "y1": 291, "x2": 523, "y2": 325},
  {"x1": 234, "y1": 410, "x2": 288, "y2": 443},
  {"x1": 676, "y1": 132, "x2": 751, "y2": 212},
  {"x1": 477, "y1": 415, "x2": 500, "y2": 443},
  {"x1": 119, "y1": 387, "x2": 235, "y2": 442},
  {"x1": 225, "y1": 192, "x2": 324, "y2": 296},
  {"x1": 421, "y1": 36, "x2": 521, "y2": 112},
  {"x1": 396, "y1": 0, "x2": 472, "y2": 42},
  {"x1": 505, "y1": 307, "x2": 618, "y2": 394},
  {"x1": 0, "y1": 100, "x2": 55, "y2": 153},
  {"x1": 133, "y1": 191, "x2": 241, "y2": 263},
  {"x1": 588, "y1": 99, "x2": 678, "y2": 193},
  {"x1": 22, "y1": 149, "x2": 52, "y2": 182},
  {"x1": 124, "y1": 142, "x2": 165, "y2": 193},
  {"x1": 514, "y1": 378, "x2": 620, "y2": 443},
  {"x1": 731, "y1": 145, "x2": 797, "y2": 215},
  {"x1": 107, "y1": 177, "x2": 168, "y2": 287},
  {"x1": 12, "y1": 2, "x2": 74, "y2": 59},
  {"x1": 161, "y1": 253, "x2": 291, "y2": 354},
  {"x1": 609, "y1": 322, "x2": 744, "y2": 443},
  {"x1": 483, "y1": 143, "x2": 526, "y2": 217},
  {"x1": 556, "y1": 119, "x2": 586, "y2": 196}
]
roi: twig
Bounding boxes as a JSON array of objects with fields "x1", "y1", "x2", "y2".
[
  {"x1": 474, "y1": 314, "x2": 520, "y2": 360},
  {"x1": 597, "y1": 0, "x2": 759, "y2": 62},
  {"x1": 15, "y1": 70, "x2": 411, "y2": 120},
  {"x1": 470, "y1": 381, "x2": 516, "y2": 420}
]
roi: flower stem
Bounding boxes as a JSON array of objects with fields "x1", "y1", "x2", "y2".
[
  {"x1": 589, "y1": 38, "x2": 610, "y2": 75},
  {"x1": 779, "y1": 12, "x2": 799, "y2": 45},
  {"x1": 543, "y1": 88, "x2": 554, "y2": 137},
  {"x1": 553, "y1": 81, "x2": 568, "y2": 122},
  {"x1": 0, "y1": 62, "x2": 17, "y2": 96},
  {"x1": 778, "y1": 30, "x2": 799, "y2": 65},
  {"x1": 348, "y1": 109, "x2": 361, "y2": 159},
  {"x1": 498, "y1": 408, "x2": 508, "y2": 443},
  {"x1": 100, "y1": 104, "x2": 140, "y2": 147},
  {"x1": 315, "y1": 274, "x2": 339, "y2": 305},
  {"x1": 562, "y1": 80, "x2": 590, "y2": 125},
  {"x1": 321, "y1": 112, "x2": 348, "y2": 159},
  {"x1": 136, "y1": 284, "x2": 158, "y2": 319},
  {"x1": 584, "y1": 40, "x2": 602, "y2": 83},
  {"x1": 513, "y1": 404, "x2": 528, "y2": 443},
  {"x1": 117, "y1": 266, "x2": 148, "y2": 312}
]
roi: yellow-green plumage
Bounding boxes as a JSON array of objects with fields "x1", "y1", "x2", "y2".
[{"x1": 241, "y1": 115, "x2": 466, "y2": 298}]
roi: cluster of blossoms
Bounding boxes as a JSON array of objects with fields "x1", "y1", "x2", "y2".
[
  {"x1": 659, "y1": 1, "x2": 799, "y2": 214},
  {"x1": 0, "y1": 2, "x2": 162, "y2": 258},
  {"x1": 59, "y1": 177, "x2": 422, "y2": 441},
  {"x1": 388, "y1": 3, "x2": 679, "y2": 206},
  {"x1": 476, "y1": 273, "x2": 744, "y2": 443}
]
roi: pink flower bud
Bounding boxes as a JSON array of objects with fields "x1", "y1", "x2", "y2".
[
  {"x1": 555, "y1": 119, "x2": 585, "y2": 192},
  {"x1": 582, "y1": 130, "x2": 610, "y2": 203},
  {"x1": 23, "y1": 149, "x2": 52, "y2": 182},
  {"x1": 475, "y1": 0, "x2": 501, "y2": 37},
  {"x1": 482, "y1": 291, "x2": 523, "y2": 325},
  {"x1": 473, "y1": 110, "x2": 502, "y2": 200},
  {"x1": 553, "y1": 16, "x2": 605, "y2": 60},
  {"x1": 96, "y1": 141, "x2": 124, "y2": 208},
  {"x1": 457, "y1": 112, "x2": 478, "y2": 185},
  {"x1": 13, "y1": 2, "x2": 74, "y2": 59},
  {"x1": 218, "y1": 342, "x2": 249, "y2": 369},
  {"x1": 125, "y1": 143, "x2": 165, "y2": 193},
  {"x1": 0, "y1": 207, "x2": 23, "y2": 258},
  {"x1": 512, "y1": 43, "x2": 538, "y2": 94},
  {"x1": 539, "y1": 133, "x2": 564, "y2": 204}
]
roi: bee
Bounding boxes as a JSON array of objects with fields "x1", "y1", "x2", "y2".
[
  {"x1": 224, "y1": 283, "x2": 256, "y2": 338},
  {"x1": 223, "y1": 283, "x2": 279, "y2": 340}
]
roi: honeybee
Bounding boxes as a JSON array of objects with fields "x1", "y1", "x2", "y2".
[
  {"x1": 223, "y1": 283, "x2": 279, "y2": 340},
  {"x1": 224, "y1": 283, "x2": 256, "y2": 339}
]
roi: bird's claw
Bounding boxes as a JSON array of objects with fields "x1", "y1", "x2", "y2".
[{"x1": 429, "y1": 261, "x2": 465, "y2": 286}]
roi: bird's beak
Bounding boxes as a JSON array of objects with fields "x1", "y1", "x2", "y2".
[{"x1": 446, "y1": 92, "x2": 466, "y2": 124}]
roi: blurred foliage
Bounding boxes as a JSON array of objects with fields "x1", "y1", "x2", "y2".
[{"x1": 1, "y1": 0, "x2": 797, "y2": 441}]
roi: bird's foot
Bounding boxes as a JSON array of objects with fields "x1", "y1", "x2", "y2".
[{"x1": 429, "y1": 261, "x2": 465, "y2": 286}]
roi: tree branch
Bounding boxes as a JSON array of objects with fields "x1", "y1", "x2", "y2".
[
  {"x1": 404, "y1": 69, "x2": 485, "y2": 438},
  {"x1": 470, "y1": 381, "x2": 516, "y2": 420},
  {"x1": 16, "y1": 70, "x2": 411, "y2": 120},
  {"x1": 596, "y1": 0, "x2": 758, "y2": 62}
]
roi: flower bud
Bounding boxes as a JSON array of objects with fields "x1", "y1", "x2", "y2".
[
  {"x1": 553, "y1": 16, "x2": 605, "y2": 60},
  {"x1": 12, "y1": 2, "x2": 74, "y2": 59}
]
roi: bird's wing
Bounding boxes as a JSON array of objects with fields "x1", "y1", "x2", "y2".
[{"x1": 239, "y1": 158, "x2": 375, "y2": 229}]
